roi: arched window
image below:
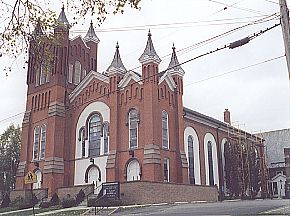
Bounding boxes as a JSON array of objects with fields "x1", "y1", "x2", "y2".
[
  {"x1": 208, "y1": 141, "x2": 214, "y2": 186},
  {"x1": 188, "y1": 135, "x2": 195, "y2": 184},
  {"x1": 80, "y1": 128, "x2": 86, "y2": 157},
  {"x1": 33, "y1": 127, "x2": 40, "y2": 160},
  {"x1": 126, "y1": 159, "x2": 140, "y2": 181},
  {"x1": 74, "y1": 61, "x2": 81, "y2": 84},
  {"x1": 129, "y1": 109, "x2": 138, "y2": 149},
  {"x1": 162, "y1": 110, "x2": 169, "y2": 149},
  {"x1": 103, "y1": 122, "x2": 109, "y2": 155},
  {"x1": 89, "y1": 114, "x2": 102, "y2": 157},
  {"x1": 40, "y1": 125, "x2": 46, "y2": 159},
  {"x1": 68, "y1": 64, "x2": 73, "y2": 83},
  {"x1": 164, "y1": 158, "x2": 169, "y2": 182}
]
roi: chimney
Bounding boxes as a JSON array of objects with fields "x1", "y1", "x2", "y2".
[{"x1": 224, "y1": 109, "x2": 231, "y2": 125}]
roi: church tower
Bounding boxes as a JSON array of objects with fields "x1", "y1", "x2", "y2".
[{"x1": 16, "y1": 6, "x2": 71, "y2": 195}]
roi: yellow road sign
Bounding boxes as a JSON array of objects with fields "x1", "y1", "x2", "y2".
[{"x1": 24, "y1": 171, "x2": 37, "y2": 184}]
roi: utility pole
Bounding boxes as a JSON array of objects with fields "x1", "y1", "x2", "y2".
[{"x1": 280, "y1": 0, "x2": 290, "y2": 79}]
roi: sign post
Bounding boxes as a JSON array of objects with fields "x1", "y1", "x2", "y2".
[{"x1": 24, "y1": 171, "x2": 37, "y2": 216}]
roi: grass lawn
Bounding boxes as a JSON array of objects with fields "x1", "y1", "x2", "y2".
[
  {"x1": 1, "y1": 205, "x2": 62, "y2": 216},
  {"x1": 45, "y1": 209, "x2": 88, "y2": 215},
  {"x1": 0, "y1": 207, "x2": 17, "y2": 213}
]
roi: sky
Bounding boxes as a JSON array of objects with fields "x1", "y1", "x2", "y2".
[{"x1": 0, "y1": 0, "x2": 289, "y2": 134}]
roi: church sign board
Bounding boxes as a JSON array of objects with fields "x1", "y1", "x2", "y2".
[
  {"x1": 102, "y1": 182, "x2": 120, "y2": 199},
  {"x1": 24, "y1": 171, "x2": 37, "y2": 184}
]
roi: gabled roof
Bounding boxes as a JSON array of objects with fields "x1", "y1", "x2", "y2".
[
  {"x1": 271, "y1": 173, "x2": 286, "y2": 181},
  {"x1": 167, "y1": 44, "x2": 185, "y2": 76},
  {"x1": 57, "y1": 6, "x2": 70, "y2": 28},
  {"x1": 106, "y1": 42, "x2": 127, "y2": 75},
  {"x1": 118, "y1": 70, "x2": 142, "y2": 89},
  {"x1": 158, "y1": 71, "x2": 176, "y2": 91},
  {"x1": 139, "y1": 30, "x2": 161, "y2": 65},
  {"x1": 84, "y1": 21, "x2": 100, "y2": 44},
  {"x1": 69, "y1": 70, "x2": 109, "y2": 102}
]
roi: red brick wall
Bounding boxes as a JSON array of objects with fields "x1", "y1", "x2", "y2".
[{"x1": 120, "y1": 181, "x2": 218, "y2": 205}]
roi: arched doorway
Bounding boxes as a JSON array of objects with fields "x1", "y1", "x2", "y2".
[
  {"x1": 86, "y1": 165, "x2": 101, "y2": 194},
  {"x1": 126, "y1": 159, "x2": 140, "y2": 181},
  {"x1": 33, "y1": 170, "x2": 42, "y2": 189}
]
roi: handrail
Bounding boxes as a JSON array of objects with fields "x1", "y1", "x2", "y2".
[
  {"x1": 33, "y1": 189, "x2": 48, "y2": 202},
  {"x1": 86, "y1": 183, "x2": 103, "y2": 203},
  {"x1": 82, "y1": 183, "x2": 94, "y2": 196}
]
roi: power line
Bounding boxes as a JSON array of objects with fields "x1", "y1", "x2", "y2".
[
  {"x1": 0, "y1": 22, "x2": 281, "y2": 127},
  {"x1": 184, "y1": 55, "x2": 285, "y2": 87}
]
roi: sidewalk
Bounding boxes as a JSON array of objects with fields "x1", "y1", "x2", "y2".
[{"x1": 36, "y1": 206, "x2": 90, "y2": 215}]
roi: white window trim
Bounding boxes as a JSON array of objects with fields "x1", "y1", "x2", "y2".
[
  {"x1": 39, "y1": 124, "x2": 46, "y2": 160},
  {"x1": 128, "y1": 109, "x2": 138, "y2": 149},
  {"x1": 164, "y1": 158, "x2": 170, "y2": 182},
  {"x1": 162, "y1": 110, "x2": 169, "y2": 149}
]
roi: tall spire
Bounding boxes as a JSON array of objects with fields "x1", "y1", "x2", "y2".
[
  {"x1": 57, "y1": 5, "x2": 70, "y2": 28},
  {"x1": 106, "y1": 42, "x2": 127, "y2": 75},
  {"x1": 139, "y1": 30, "x2": 161, "y2": 64},
  {"x1": 32, "y1": 19, "x2": 44, "y2": 36},
  {"x1": 84, "y1": 20, "x2": 100, "y2": 44},
  {"x1": 167, "y1": 44, "x2": 185, "y2": 76}
]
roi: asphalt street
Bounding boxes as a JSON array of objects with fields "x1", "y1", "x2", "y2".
[{"x1": 113, "y1": 199, "x2": 290, "y2": 216}]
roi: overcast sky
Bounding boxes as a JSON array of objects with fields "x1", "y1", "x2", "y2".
[{"x1": 0, "y1": 0, "x2": 289, "y2": 134}]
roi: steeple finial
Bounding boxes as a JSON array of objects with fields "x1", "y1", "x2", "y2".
[
  {"x1": 167, "y1": 43, "x2": 185, "y2": 76},
  {"x1": 84, "y1": 21, "x2": 100, "y2": 44},
  {"x1": 106, "y1": 42, "x2": 127, "y2": 75},
  {"x1": 57, "y1": 5, "x2": 70, "y2": 28},
  {"x1": 139, "y1": 30, "x2": 161, "y2": 64}
]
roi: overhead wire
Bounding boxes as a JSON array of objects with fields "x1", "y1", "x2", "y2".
[{"x1": 0, "y1": 22, "x2": 281, "y2": 129}]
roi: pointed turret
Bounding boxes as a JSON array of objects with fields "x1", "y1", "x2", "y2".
[
  {"x1": 84, "y1": 21, "x2": 100, "y2": 44},
  {"x1": 106, "y1": 42, "x2": 127, "y2": 75},
  {"x1": 33, "y1": 19, "x2": 44, "y2": 36},
  {"x1": 167, "y1": 44, "x2": 185, "y2": 76},
  {"x1": 139, "y1": 30, "x2": 161, "y2": 65},
  {"x1": 56, "y1": 5, "x2": 70, "y2": 28}
]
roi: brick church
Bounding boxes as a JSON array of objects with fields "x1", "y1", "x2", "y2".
[{"x1": 15, "y1": 7, "x2": 267, "y2": 200}]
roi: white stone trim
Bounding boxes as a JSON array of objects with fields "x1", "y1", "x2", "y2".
[
  {"x1": 118, "y1": 71, "x2": 142, "y2": 89},
  {"x1": 184, "y1": 127, "x2": 201, "y2": 185},
  {"x1": 158, "y1": 71, "x2": 176, "y2": 92},
  {"x1": 70, "y1": 35, "x2": 91, "y2": 49},
  {"x1": 204, "y1": 133, "x2": 219, "y2": 187},
  {"x1": 69, "y1": 70, "x2": 109, "y2": 102}
]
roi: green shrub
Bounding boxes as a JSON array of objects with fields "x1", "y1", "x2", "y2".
[
  {"x1": 50, "y1": 193, "x2": 60, "y2": 206},
  {"x1": 1, "y1": 193, "x2": 11, "y2": 208},
  {"x1": 76, "y1": 189, "x2": 85, "y2": 204},
  {"x1": 62, "y1": 198, "x2": 77, "y2": 208}
]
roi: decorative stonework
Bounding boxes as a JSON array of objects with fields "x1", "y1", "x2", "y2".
[
  {"x1": 22, "y1": 111, "x2": 31, "y2": 124},
  {"x1": 106, "y1": 150, "x2": 117, "y2": 169},
  {"x1": 43, "y1": 157, "x2": 64, "y2": 174},
  {"x1": 143, "y1": 144, "x2": 161, "y2": 164},
  {"x1": 48, "y1": 102, "x2": 66, "y2": 117},
  {"x1": 16, "y1": 161, "x2": 26, "y2": 177}
]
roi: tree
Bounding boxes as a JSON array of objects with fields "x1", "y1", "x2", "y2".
[
  {"x1": 0, "y1": 0, "x2": 141, "y2": 72},
  {"x1": 0, "y1": 124, "x2": 21, "y2": 193}
]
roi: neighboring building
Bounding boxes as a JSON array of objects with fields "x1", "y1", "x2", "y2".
[
  {"x1": 263, "y1": 128, "x2": 290, "y2": 198},
  {"x1": 14, "y1": 7, "x2": 267, "y2": 201}
]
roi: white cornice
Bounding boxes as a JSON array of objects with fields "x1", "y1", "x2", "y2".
[
  {"x1": 69, "y1": 70, "x2": 109, "y2": 102},
  {"x1": 158, "y1": 71, "x2": 176, "y2": 91},
  {"x1": 118, "y1": 71, "x2": 142, "y2": 89},
  {"x1": 70, "y1": 35, "x2": 90, "y2": 49}
]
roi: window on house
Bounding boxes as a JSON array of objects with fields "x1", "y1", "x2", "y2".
[
  {"x1": 129, "y1": 109, "x2": 138, "y2": 149},
  {"x1": 162, "y1": 110, "x2": 169, "y2": 149},
  {"x1": 35, "y1": 68, "x2": 40, "y2": 87},
  {"x1": 33, "y1": 127, "x2": 40, "y2": 160},
  {"x1": 273, "y1": 182, "x2": 278, "y2": 194},
  {"x1": 208, "y1": 141, "x2": 214, "y2": 186},
  {"x1": 164, "y1": 158, "x2": 169, "y2": 182},
  {"x1": 89, "y1": 114, "x2": 102, "y2": 157},
  {"x1": 103, "y1": 122, "x2": 109, "y2": 155},
  {"x1": 188, "y1": 135, "x2": 195, "y2": 184},
  {"x1": 81, "y1": 128, "x2": 86, "y2": 157},
  {"x1": 74, "y1": 61, "x2": 81, "y2": 85},
  {"x1": 68, "y1": 64, "x2": 73, "y2": 83},
  {"x1": 39, "y1": 125, "x2": 46, "y2": 159}
]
